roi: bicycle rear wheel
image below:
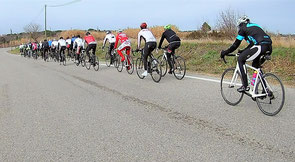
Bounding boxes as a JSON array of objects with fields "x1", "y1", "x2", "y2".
[
  {"x1": 93, "y1": 56, "x2": 99, "y2": 71},
  {"x1": 151, "y1": 59, "x2": 162, "y2": 83},
  {"x1": 117, "y1": 57, "x2": 124, "y2": 72},
  {"x1": 173, "y1": 56, "x2": 186, "y2": 80},
  {"x1": 158, "y1": 55, "x2": 168, "y2": 77},
  {"x1": 136, "y1": 57, "x2": 145, "y2": 79},
  {"x1": 126, "y1": 55, "x2": 134, "y2": 74},
  {"x1": 255, "y1": 73, "x2": 285, "y2": 116},
  {"x1": 221, "y1": 68, "x2": 244, "y2": 106}
]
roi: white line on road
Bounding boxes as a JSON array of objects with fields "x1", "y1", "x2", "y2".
[{"x1": 100, "y1": 63, "x2": 222, "y2": 84}]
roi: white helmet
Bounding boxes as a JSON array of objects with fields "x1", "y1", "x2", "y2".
[{"x1": 237, "y1": 15, "x2": 250, "y2": 26}]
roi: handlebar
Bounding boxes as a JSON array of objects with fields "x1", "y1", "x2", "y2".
[{"x1": 222, "y1": 53, "x2": 238, "y2": 64}]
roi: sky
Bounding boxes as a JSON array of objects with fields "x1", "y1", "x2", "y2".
[{"x1": 0, "y1": 0, "x2": 294, "y2": 35}]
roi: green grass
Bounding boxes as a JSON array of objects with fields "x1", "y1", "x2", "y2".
[{"x1": 9, "y1": 47, "x2": 20, "y2": 55}]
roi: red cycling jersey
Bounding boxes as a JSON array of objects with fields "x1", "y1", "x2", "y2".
[
  {"x1": 84, "y1": 35, "x2": 96, "y2": 44},
  {"x1": 114, "y1": 33, "x2": 129, "y2": 48}
]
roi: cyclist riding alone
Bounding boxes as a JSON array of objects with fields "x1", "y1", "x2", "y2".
[
  {"x1": 136, "y1": 22, "x2": 157, "y2": 77},
  {"x1": 58, "y1": 37, "x2": 67, "y2": 61},
  {"x1": 84, "y1": 32, "x2": 97, "y2": 63},
  {"x1": 102, "y1": 30, "x2": 116, "y2": 64},
  {"x1": 220, "y1": 15, "x2": 272, "y2": 92},
  {"x1": 114, "y1": 29, "x2": 131, "y2": 68},
  {"x1": 158, "y1": 24, "x2": 181, "y2": 74}
]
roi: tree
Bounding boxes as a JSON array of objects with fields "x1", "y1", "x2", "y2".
[
  {"x1": 216, "y1": 8, "x2": 240, "y2": 39},
  {"x1": 201, "y1": 22, "x2": 211, "y2": 33},
  {"x1": 23, "y1": 23, "x2": 41, "y2": 41}
]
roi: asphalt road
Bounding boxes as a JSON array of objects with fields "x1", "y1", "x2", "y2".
[{"x1": 0, "y1": 48, "x2": 294, "y2": 161}]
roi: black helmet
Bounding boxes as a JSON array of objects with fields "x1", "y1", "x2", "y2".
[
  {"x1": 77, "y1": 35, "x2": 80, "y2": 38},
  {"x1": 60, "y1": 37, "x2": 63, "y2": 39},
  {"x1": 86, "y1": 32, "x2": 90, "y2": 35},
  {"x1": 106, "y1": 30, "x2": 111, "y2": 34}
]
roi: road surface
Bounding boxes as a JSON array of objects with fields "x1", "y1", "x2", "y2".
[{"x1": 0, "y1": 48, "x2": 294, "y2": 161}]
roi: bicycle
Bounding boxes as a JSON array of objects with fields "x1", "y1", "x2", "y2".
[
  {"x1": 85, "y1": 48, "x2": 99, "y2": 71},
  {"x1": 116, "y1": 50, "x2": 134, "y2": 74},
  {"x1": 59, "y1": 50, "x2": 66, "y2": 66},
  {"x1": 134, "y1": 49, "x2": 162, "y2": 83},
  {"x1": 104, "y1": 46, "x2": 116, "y2": 67},
  {"x1": 158, "y1": 47, "x2": 186, "y2": 80},
  {"x1": 220, "y1": 53, "x2": 285, "y2": 116},
  {"x1": 74, "y1": 49, "x2": 86, "y2": 67}
]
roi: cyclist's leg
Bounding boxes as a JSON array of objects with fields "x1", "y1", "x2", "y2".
[
  {"x1": 143, "y1": 44, "x2": 149, "y2": 71},
  {"x1": 117, "y1": 44, "x2": 126, "y2": 62},
  {"x1": 91, "y1": 44, "x2": 97, "y2": 63},
  {"x1": 238, "y1": 45, "x2": 261, "y2": 91},
  {"x1": 126, "y1": 46, "x2": 131, "y2": 65},
  {"x1": 85, "y1": 45, "x2": 91, "y2": 61}
]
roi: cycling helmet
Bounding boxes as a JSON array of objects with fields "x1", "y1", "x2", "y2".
[
  {"x1": 164, "y1": 24, "x2": 171, "y2": 30},
  {"x1": 106, "y1": 30, "x2": 111, "y2": 34},
  {"x1": 140, "y1": 22, "x2": 147, "y2": 29},
  {"x1": 118, "y1": 29, "x2": 123, "y2": 33},
  {"x1": 77, "y1": 35, "x2": 80, "y2": 38},
  {"x1": 237, "y1": 15, "x2": 250, "y2": 26},
  {"x1": 60, "y1": 37, "x2": 63, "y2": 39},
  {"x1": 86, "y1": 32, "x2": 90, "y2": 35}
]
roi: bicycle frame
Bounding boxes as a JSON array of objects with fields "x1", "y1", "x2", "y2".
[{"x1": 230, "y1": 62, "x2": 270, "y2": 98}]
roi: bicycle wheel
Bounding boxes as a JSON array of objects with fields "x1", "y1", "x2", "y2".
[
  {"x1": 63, "y1": 55, "x2": 66, "y2": 66},
  {"x1": 255, "y1": 73, "x2": 285, "y2": 116},
  {"x1": 105, "y1": 51, "x2": 111, "y2": 67},
  {"x1": 116, "y1": 59, "x2": 123, "y2": 72},
  {"x1": 151, "y1": 59, "x2": 162, "y2": 83},
  {"x1": 81, "y1": 54, "x2": 86, "y2": 67},
  {"x1": 220, "y1": 68, "x2": 244, "y2": 106},
  {"x1": 126, "y1": 55, "x2": 134, "y2": 74},
  {"x1": 114, "y1": 54, "x2": 120, "y2": 68},
  {"x1": 93, "y1": 56, "x2": 99, "y2": 71},
  {"x1": 136, "y1": 57, "x2": 145, "y2": 79},
  {"x1": 173, "y1": 56, "x2": 186, "y2": 80},
  {"x1": 85, "y1": 54, "x2": 91, "y2": 70},
  {"x1": 158, "y1": 55, "x2": 168, "y2": 77}
]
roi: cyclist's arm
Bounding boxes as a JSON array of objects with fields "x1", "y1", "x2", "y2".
[
  {"x1": 137, "y1": 32, "x2": 142, "y2": 49},
  {"x1": 102, "y1": 36, "x2": 107, "y2": 48},
  {"x1": 224, "y1": 38, "x2": 242, "y2": 54},
  {"x1": 158, "y1": 33, "x2": 165, "y2": 48},
  {"x1": 114, "y1": 35, "x2": 119, "y2": 49}
]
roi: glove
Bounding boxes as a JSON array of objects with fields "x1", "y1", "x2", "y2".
[
  {"x1": 220, "y1": 50, "x2": 228, "y2": 58},
  {"x1": 102, "y1": 46, "x2": 104, "y2": 50},
  {"x1": 135, "y1": 49, "x2": 139, "y2": 52}
]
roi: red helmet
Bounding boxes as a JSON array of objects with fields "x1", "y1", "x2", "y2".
[{"x1": 140, "y1": 22, "x2": 147, "y2": 29}]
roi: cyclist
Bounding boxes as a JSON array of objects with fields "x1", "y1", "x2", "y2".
[
  {"x1": 102, "y1": 30, "x2": 116, "y2": 64},
  {"x1": 84, "y1": 32, "x2": 97, "y2": 63},
  {"x1": 58, "y1": 37, "x2": 67, "y2": 62},
  {"x1": 42, "y1": 39, "x2": 49, "y2": 61},
  {"x1": 66, "y1": 36, "x2": 72, "y2": 57},
  {"x1": 32, "y1": 41, "x2": 38, "y2": 56},
  {"x1": 71, "y1": 35, "x2": 77, "y2": 53},
  {"x1": 136, "y1": 22, "x2": 157, "y2": 77},
  {"x1": 51, "y1": 39, "x2": 59, "y2": 58},
  {"x1": 158, "y1": 24, "x2": 181, "y2": 74},
  {"x1": 73, "y1": 35, "x2": 85, "y2": 63},
  {"x1": 114, "y1": 30, "x2": 131, "y2": 66},
  {"x1": 220, "y1": 15, "x2": 272, "y2": 92}
]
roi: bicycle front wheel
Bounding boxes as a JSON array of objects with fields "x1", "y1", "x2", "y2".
[
  {"x1": 136, "y1": 57, "x2": 145, "y2": 79},
  {"x1": 93, "y1": 56, "x2": 99, "y2": 71},
  {"x1": 85, "y1": 55, "x2": 91, "y2": 70},
  {"x1": 126, "y1": 55, "x2": 134, "y2": 74},
  {"x1": 173, "y1": 56, "x2": 186, "y2": 80},
  {"x1": 105, "y1": 52, "x2": 111, "y2": 67},
  {"x1": 220, "y1": 68, "x2": 244, "y2": 106},
  {"x1": 158, "y1": 55, "x2": 168, "y2": 77},
  {"x1": 255, "y1": 73, "x2": 285, "y2": 116},
  {"x1": 151, "y1": 59, "x2": 162, "y2": 83}
]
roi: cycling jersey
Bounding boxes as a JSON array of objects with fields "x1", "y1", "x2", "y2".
[
  {"x1": 32, "y1": 43, "x2": 38, "y2": 50},
  {"x1": 51, "y1": 41, "x2": 58, "y2": 48},
  {"x1": 84, "y1": 35, "x2": 97, "y2": 45},
  {"x1": 58, "y1": 39, "x2": 67, "y2": 47},
  {"x1": 48, "y1": 40, "x2": 52, "y2": 47},
  {"x1": 71, "y1": 37, "x2": 76, "y2": 44},
  {"x1": 114, "y1": 32, "x2": 129, "y2": 49},
  {"x1": 103, "y1": 34, "x2": 116, "y2": 47},
  {"x1": 74, "y1": 38, "x2": 84, "y2": 47},
  {"x1": 66, "y1": 39, "x2": 71, "y2": 45},
  {"x1": 158, "y1": 29, "x2": 181, "y2": 48},
  {"x1": 137, "y1": 29, "x2": 156, "y2": 49}
]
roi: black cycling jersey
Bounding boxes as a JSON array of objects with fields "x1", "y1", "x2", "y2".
[
  {"x1": 225, "y1": 23, "x2": 272, "y2": 54},
  {"x1": 158, "y1": 29, "x2": 181, "y2": 48}
]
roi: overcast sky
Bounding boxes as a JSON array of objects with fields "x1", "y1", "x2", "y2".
[{"x1": 0, "y1": 0, "x2": 294, "y2": 35}]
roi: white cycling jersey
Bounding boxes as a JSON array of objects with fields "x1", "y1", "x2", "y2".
[
  {"x1": 66, "y1": 39, "x2": 71, "y2": 45},
  {"x1": 58, "y1": 39, "x2": 66, "y2": 47},
  {"x1": 74, "y1": 38, "x2": 84, "y2": 48},
  {"x1": 103, "y1": 34, "x2": 116, "y2": 47},
  {"x1": 51, "y1": 41, "x2": 58, "y2": 48},
  {"x1": 137, "y1": 29, "x2": 156, "y2": 49}
]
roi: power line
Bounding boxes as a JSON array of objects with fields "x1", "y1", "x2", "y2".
[
  {"x1": 30, "y1": 6, "x2": 45, "y2": 24},
  {"x1": 47, "y1": 0, "x2": 82, "y2": 7}
]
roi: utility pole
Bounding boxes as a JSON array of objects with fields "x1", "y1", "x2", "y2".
[{"x1": 45, "y1": 4, "x2": 47, "y2": 38}]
